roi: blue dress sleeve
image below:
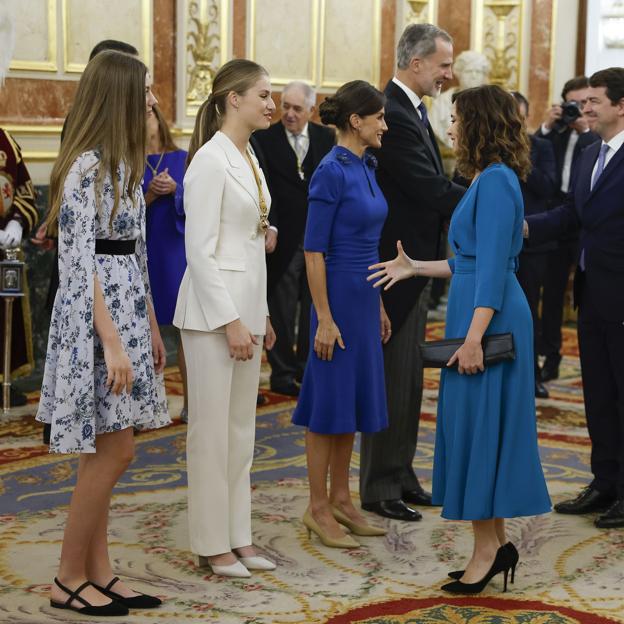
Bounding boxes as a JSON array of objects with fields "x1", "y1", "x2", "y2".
[
  {"x1": 447, "y1": 257, "x2": 455, "y2": 273},
  {"x1": 474, "y1": 168, "x2": 517, "y2": 311},
  {"x1": 171, "y1": 152, "x2": 187, "y2": 235},
  {"x1": 304, "y1": 161, "x2": 344, "y2": 253}
]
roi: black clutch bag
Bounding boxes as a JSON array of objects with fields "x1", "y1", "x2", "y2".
[{"x1": 419, "y1": 333, "x2": 515, "y2": 368}]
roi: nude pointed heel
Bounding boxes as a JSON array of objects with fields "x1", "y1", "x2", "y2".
[
  {"x1": 331, "y1": 505, "x2": 387, "y2": 536},
  {"x1": 302, "y1": 510, "x2": 360, "y2": 548}
]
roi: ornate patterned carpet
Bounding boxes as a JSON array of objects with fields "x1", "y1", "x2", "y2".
[{"x1": 0, "y1": 324, "x2": 623, "y2": 623}]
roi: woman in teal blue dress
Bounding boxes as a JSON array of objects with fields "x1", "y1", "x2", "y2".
[
  {"x1": 369, "y1": 85, "x2": 551, "y2": 594},
  {"x1": 293, "y1": 81, "x2": 391, "y2": 549}
]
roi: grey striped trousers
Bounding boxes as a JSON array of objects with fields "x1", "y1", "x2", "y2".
[{"x1": 359, "y1": 288, "x2": 430, "y2": 504}]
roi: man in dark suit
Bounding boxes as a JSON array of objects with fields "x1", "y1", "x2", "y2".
[
  {"x1": 511, "y1": 91, "x2": 558, "y2": 399},
  {"x1": 253, "y1": 82, "x2": 335, "y2": 396},
  {"x1": 360, "y1": 24, "x2": 466, "y2": 521},
  {"x1": 526, "y1": 67, "x2": 624, "y2": 528},
  {"x1": 535, "y1": 76, "x2": 599, "y2": 383}
]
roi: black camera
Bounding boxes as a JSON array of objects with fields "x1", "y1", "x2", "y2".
[{"x1": 553, "y1": 100, "x2": 582, "y2": 133}]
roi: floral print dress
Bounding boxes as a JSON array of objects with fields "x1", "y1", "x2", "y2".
[{"x1": 37, "y1": 150, "x2": 170, "y2": 453}]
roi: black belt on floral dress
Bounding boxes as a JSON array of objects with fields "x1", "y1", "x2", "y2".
[{"x1": 95, "y1": 239, "x2": 136, "y2": 255}]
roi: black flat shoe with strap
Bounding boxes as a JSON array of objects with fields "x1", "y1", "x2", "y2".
[
  {"x1": 92, "y1": 576, "x2": 162, "y2": 609},
  {"x1": 448, "y1": 541, "x2": 519, "y2": 583},
  {"x1": 50, "y1": 577, "x2": 129, "y2": 616},
  {"x1": 441, "y1": 546, "x2": 512, "y2": 594}
]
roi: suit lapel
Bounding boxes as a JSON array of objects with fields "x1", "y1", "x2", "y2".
[
  {"x1": 302, "y1": 123, "x2": 322, "y2": 180},
  {"x1": 272, "y1": 121, "x2": 306, "y2": 182},
  {"x1": 575, "y1": 141, "x2": 599, "y2": 214},
  {"x1": 385, "y1": 81, "x2": 443, "y2": 173},
  {"x1": 214, "y1": 131, "x2": 259, "y2": 207},
  {"x1": 586, "y1": 141, "x2": 624, "y2": 202}
]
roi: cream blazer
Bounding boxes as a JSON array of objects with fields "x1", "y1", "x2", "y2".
[{"x1": 173, "y1": 131, "x2": 271, "y2": 335}]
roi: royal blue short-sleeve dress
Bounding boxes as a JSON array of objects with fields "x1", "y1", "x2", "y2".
[
  {"x1": 433, "y1": 163, "x2": 552, "y2": 520},
  {"x1": 292, "y1": 146, "x2": 389, "y2": 434}
]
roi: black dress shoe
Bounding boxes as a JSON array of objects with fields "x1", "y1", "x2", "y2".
[
  {"x1": 595, "y1": 499, "x2": 624, "y2": 528},
  {"x1": 535, "y1": 380, "x2": 549, "y2": 399},
  {"x1": 540, "y1": 357, "x2": 561, "y2": 382},
  {"x1": 402, "y1": 487, "x2": 433, "y2": 506},
  {"x1": 270, "y1": 381, "x2": 300, "y2": 397},
  {"x1": 554, "y1": 486, "x2": 615, "y2": 515},
  {"x1": 362, "y1": 499, "x2": 422, "y2": 521}
]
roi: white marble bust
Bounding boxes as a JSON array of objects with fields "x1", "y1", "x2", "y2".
[{"x1": 429, "y1": 50, "x2": 491, "y2": 149}]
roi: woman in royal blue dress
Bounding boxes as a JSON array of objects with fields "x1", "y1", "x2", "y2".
[
  {"x1": 292, "y1": 81, "x2": 391, "y2": 548},
  {"x1": 143, "y1": 104, "x2": 189, "y2": 419},
  {"x1": 369, "y1": 85, "x2": 551, "y2": 593}
]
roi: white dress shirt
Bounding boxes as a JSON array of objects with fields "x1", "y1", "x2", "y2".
[
  {"x1": 392, "y1": 77, "x2": 424, "y2": 120},
  {"x1": 540, "y1": 123, "x2": 590, "y2": 193}
]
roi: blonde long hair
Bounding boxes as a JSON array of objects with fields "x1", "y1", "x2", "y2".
[
  {"x1": 47, "y1": 51, "x2": 148, "y2": 230},
  {"x1": 187, "y1": 59, "x2": 268, "y2": 166}
]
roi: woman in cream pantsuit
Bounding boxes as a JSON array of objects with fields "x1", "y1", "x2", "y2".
[{"x1": 174, "y1": 59, "x2": 277, "y2": 578}]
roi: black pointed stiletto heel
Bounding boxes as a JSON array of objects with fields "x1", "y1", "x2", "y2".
[
  {"x1": 448, "y1": 541, "x2": 519, "y2": 583},
  {"x1": 441, "y1": 546, "x2": 513, "y2": 594}
]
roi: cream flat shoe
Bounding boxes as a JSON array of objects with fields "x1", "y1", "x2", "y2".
[
  {"x1": 198, "y1": 556, "x2": 251, "y2": 578},
  {"x1": 239, "y1": 556, "x2": 277, "y2": 571}
]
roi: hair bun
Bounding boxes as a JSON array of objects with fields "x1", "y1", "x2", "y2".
[{"x1": 319, "y1": 97, "x2": 341, "y2": 126}]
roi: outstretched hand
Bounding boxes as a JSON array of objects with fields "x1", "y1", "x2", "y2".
[{"x1": 367, "y1": 240, "x2": 416, "y2": 290}]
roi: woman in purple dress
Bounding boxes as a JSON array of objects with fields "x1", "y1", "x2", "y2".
[{"x1": 143, "y1": 104, "x2": 189, "y2": 419}]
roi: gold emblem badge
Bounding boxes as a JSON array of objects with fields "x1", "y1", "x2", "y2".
[{"x1": 0, "y1": 173, "x2": 15, "y2": 217}]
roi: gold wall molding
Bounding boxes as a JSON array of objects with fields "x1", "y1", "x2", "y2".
[
  {"x1": 183, "y1": 0, "x2": 230, "y2": 118},
  {"x1": 247, "y1": 0, "x2": 382, "y2": 90},
  {"x1": 62, "y1": 0, "x2": 153, "y2": 73},
  {"x1": 3, "y1": 124, "x2": 192, "y2": 185},
  {"x1": 248, "y1": 0, "x2": 318, "y2": 86},
  {"x1": 2, "y1": 125, "x2": 64, "y2": 136},
  {"x1": 472, "y1": 0, "x2": 524, "y2": 90},
  {"x1": 9, "y1": 0, "x2": 58, "y2": 73},
  {"x1": 319, "y1": 0, "x2": 381, "y2": 89}
]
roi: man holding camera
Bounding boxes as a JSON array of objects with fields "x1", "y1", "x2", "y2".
[{"x1": 535, "y1": 77, "x2": 599, "y2": 383}]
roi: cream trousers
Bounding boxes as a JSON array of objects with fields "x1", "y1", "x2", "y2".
[{"x1": 181, "y1": 329, "x2": 262, "y2": 556}]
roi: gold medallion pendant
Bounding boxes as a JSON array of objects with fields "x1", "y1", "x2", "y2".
[{"x1": 246, "y1": 149, "x2": 270, "y2": 233}]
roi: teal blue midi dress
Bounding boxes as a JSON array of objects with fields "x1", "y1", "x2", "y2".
[{"x1": 432, "y1": 164, "x2": 552, "y2": 520}]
